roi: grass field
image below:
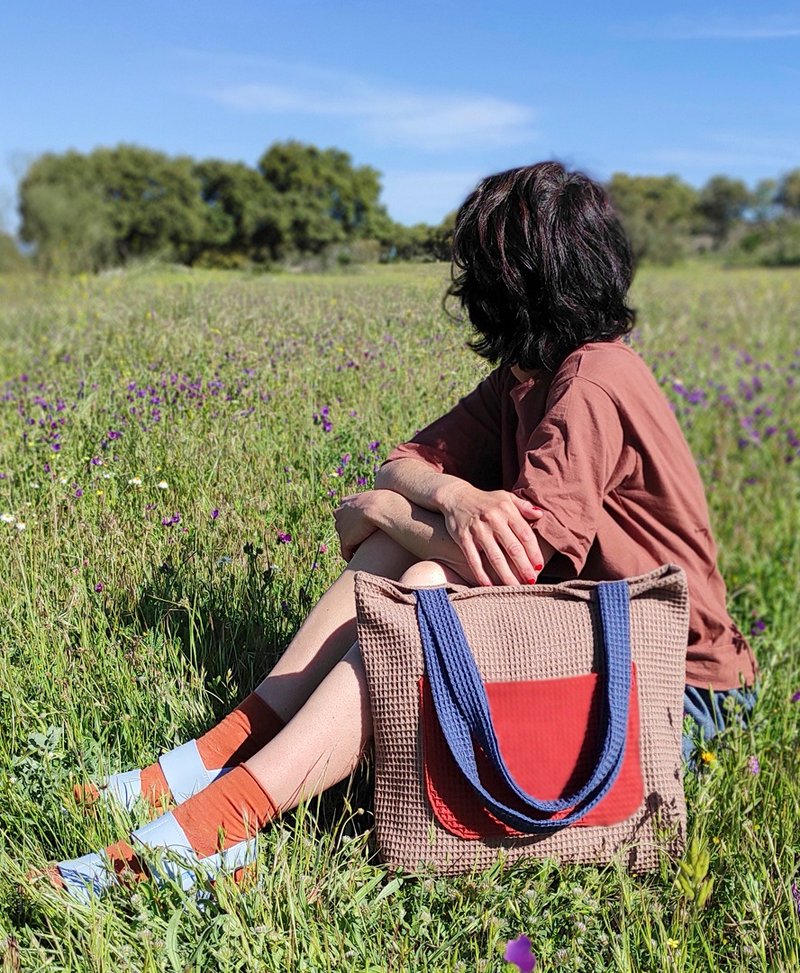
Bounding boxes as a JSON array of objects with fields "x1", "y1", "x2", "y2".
[{"x1": 0, "y1": 263, "x2": 799, "y2": 972}]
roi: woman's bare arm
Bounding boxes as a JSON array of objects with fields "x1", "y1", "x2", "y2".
[
  {"x1": 373, "y1": 459, "x2": 551, "y2": 585},
  {"x1": 336, "y1": 490, "x2": 472, "y2": 577},
  {"x1": 374, "y1": 458, "x2": 471, "y2": 512},
  {"x1": 335, "y1": 489, "x2": 554, "y2": 586}
]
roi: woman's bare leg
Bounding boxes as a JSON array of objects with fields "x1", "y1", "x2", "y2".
[
  {"x1": 252, "y1": 530, "x2": 418, "y2": 722},
  {"x1": 246, "y1": 559, "x2": 466, "y2": 809},
  {"x1": 54, "y1": 559, "x2": 465, "y2": 894}
]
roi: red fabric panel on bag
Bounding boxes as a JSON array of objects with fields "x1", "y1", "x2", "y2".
[{"x1": 419, "y1": 665, "x2": 643, "y2": 838}]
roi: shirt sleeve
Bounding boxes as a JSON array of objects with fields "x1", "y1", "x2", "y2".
[
  {"x1": 382, "y1": 367, "x2": 505, "y2": 489},
  {"x1": 512, "y1": 376, "x2": 625, "y2": 575}
]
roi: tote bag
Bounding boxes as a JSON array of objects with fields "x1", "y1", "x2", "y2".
[{"x1": 355, "y1": 564, "x2": 689, "y2": 874}]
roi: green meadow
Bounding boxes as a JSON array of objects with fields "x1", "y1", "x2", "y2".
[{"x1": 0, "y1": 263, "x2": 798, "y2": 971}]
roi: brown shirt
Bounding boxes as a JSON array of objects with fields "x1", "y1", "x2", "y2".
[{"x1": 384, "y1": 340, "x2": 757, "y2": 691}]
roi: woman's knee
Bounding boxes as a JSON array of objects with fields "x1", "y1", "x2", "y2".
[
  {"x1": 399, "y1": 560, "x2": 452, "y2": 587},
  {"x1": 346, "y1": 530, "x2": 418, "y2": 578}
]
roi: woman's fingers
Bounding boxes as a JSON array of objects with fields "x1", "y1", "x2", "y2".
[
  {"x1": 508, "y1": 517, "x2": 544, "y2": 577},
  {"x1": 471, "y1": 517, "x2": 543, "y2": 585},
  {"x1": 458, "y1": 533, "x2": 494, "y2": 587},
  {"x1": 446, "y1": 491, "x2": 547, "y2": 586},
  {"x1": 509, "y1": 494, "x2": 543, "y2": 521},
  {"x1": 476, "y1": 531, "x2": 528, "y2": 586}
]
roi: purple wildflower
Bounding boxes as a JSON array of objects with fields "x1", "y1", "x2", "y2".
[
  {"x1": 313, "y1": 406, "x2": 333, "y2": 433},
  {"x1": 368, "y1": 440, "x2": 381, "y2": 453},
  {"x1": 750, "y1": 618, "x2": 767, "y2": 637},
  {"x1": 277, "y1": 531, "x2": 292, "y2": 544},
  {"x1": 94, "y1": 582, "x2": 104, "y2": 592},
  {"x1": 161, "y1": 513, "x2": 181, "y2": 526},
  {"x1": 74, "y1": 488, "x2": 83, "y2": 498},
  {"x1": 791, "y1": 691, "x2": 800, "y2": 703},
  {"x1": 793, "y1": 882, "x2": 800, "y2": 918},
  {"x1": 504, "y1": 935, "x2": 537, "y2": 972},
  {"x1": 210, "y1": 508, "x2": 220, "y2": 520},
  {"x1": 108, "y1": 430, "x2": 122, "y2": 440},
  {"x1": 748, "y1": 755, "x2": 760, "y2": 775}
]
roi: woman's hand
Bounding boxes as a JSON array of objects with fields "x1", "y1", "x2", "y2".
[
  {"x1": 333, "y1": 491, "x2": 381, "y2": 561},
  {"x1": 436, "y1": 482, "x2": 545, "y2": 586}
]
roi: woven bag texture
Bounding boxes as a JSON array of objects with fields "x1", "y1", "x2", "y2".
[{"x1": 355, "y1": 564, "x2": 689, "y2": 874}]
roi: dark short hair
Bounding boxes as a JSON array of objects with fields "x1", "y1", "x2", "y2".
[{"x1": 446, "y1": 161, "x2": 636, "y2": 372}]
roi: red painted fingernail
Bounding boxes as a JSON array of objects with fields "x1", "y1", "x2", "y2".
[
  {"x1": 534, "y1": 563, "x2": 543, "y2": 571},
  {"x1": 527, "y1": 578, "x2": 537, "y2": 585}
]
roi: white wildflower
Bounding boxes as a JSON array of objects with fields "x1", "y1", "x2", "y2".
[
  {"x1": 157, "y1": 480, "x2": 169, "y2": 490},
  {"x1": 0, "y1": 513, "x2": 15, "y2": 523},
  {"x1": 128, "y1": 477, "x2": 142, "y2": 486}
]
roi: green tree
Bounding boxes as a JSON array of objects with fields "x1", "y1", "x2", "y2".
[
  {"x1": 777, "y1": 168, "x2": 800, "y2": 215},
  {"x1": 20, "y1": 146, "x2": 208, "y2": 270},
  {"x1": 606, "y1": 173, "x2": 698, "y2": 264},
  {"x1": 696, "y1": 175, "x2": 751, "y2": 248},
  {"x1": 19, "y1": 151, "x2": 115, "y2": 272},
  {"x1": 91, "y1": 145, "x2": 206, "y2": 263},
  {"x1": 752, "y1": 179, "x2": 778, "y2": 223},
  {"x1": 258, "y1": 141, "x2": 391, "y2": 255},
  {"x1": 193, "y1": 159, "x2": 285, "y2": 264},
  {"x1": 379, "y1": 211, "x2": 455, "y2": 263}
]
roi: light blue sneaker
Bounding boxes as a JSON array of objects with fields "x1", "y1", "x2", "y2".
[{"x1": 55, "y1": 808, "x2": 258, "y2": 903}]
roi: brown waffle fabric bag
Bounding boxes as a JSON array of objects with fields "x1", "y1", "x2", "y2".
[{"x1": 355, "y1": 564, "x2": 689, "y2": 874}]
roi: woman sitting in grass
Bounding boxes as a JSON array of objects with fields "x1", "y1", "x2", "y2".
[{"x1": 47, "y1": 161, "x2": 757, "y2": 899}]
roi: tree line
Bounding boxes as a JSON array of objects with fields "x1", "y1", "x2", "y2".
[{"x1": 6, "y1": 141, "x2": 800, "y2": 273}]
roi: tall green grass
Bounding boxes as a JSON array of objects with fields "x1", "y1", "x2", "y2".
[{"x1": 0, "y1": 263, "x2": 798, "y2": 971}]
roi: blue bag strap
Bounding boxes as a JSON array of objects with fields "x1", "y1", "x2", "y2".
[{"x1": 416, "y1": 582, "x2": 631, "y2": 831}]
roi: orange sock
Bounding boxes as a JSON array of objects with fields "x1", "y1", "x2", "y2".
[
  {"x1": 99, "y1": 692, "x2": 285, "y2": 809},
  {"x1": 99, "y1": 767, "x2": 276, "y2": 879},
  {"x1": 197, "y1": 693, "x2": 284, "y2": 768},
  {"x1": 171, "y1": 765, "x2": 278, "y2": 858},
  {"x1": 105, "y1": 840, "x2": 148, "y2": 883}
]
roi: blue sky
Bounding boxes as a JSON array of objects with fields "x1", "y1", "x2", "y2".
[{"x1": 1, "y1": 1, "x2": 798, "y2": 231}]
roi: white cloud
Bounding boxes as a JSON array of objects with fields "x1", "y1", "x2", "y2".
[{"x1": 195, "y1": 58, "x2": 537, "y2": 152}]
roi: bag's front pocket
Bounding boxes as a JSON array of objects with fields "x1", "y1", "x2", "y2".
[{"x1": 419, "y1": 666, "x2": 644, "y2": 839}]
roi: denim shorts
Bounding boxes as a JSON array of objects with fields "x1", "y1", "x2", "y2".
[{"x1": 682, "y1": 684, "x2": 758, "y2": 763}]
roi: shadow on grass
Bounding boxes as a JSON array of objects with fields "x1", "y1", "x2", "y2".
[{"x1": 118, "y1": 542, "x2": 302, "y2": 718}]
